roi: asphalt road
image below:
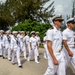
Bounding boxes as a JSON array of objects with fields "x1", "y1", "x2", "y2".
[{"x1": 0, "y1": 48, "x2": 75, "y2": 75}]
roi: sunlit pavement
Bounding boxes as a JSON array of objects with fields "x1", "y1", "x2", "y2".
[{"x1": 0, "y1": 48, "x2": 75, "y2": 75}]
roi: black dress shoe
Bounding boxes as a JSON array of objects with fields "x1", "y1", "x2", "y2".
[
  {"x1": 8, "y1": 59, "x2": 11, "y2": 61},
  {"x1": 3, "y1": 56, "x2": 5, "y2": 59},
  {"x1": 18, "y1": 65, "x2": 22, "y2": 68}
]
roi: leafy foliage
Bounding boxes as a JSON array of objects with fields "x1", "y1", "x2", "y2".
[
  {"x1": 12, "y1": 19, "x2": 52, "y2": 40},
  {"x1": 0, "y1": 0, "x2": 54, "y2": 30}
]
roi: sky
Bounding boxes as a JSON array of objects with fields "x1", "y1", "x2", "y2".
[
  {"x1": 0, "y1": 0, "x2": 6, "y2": 3},
  {"x1": 0, "y1": 0, "x2": 73, "y2": 18},
  {"x1": 44, "y1": 0, "x2": 73, "y2": 17}
]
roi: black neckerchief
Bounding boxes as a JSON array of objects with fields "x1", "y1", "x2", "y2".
[{"x1": 7, "y1": 36, "x2": 11, "y2": 43}]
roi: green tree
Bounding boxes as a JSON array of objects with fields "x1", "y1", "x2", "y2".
[
  {"x1": 12, "y1": 19, "x2": 52, "y2": 40},
  {"x1": 0, "y1": 2, "x2": 15, "y2": 30},
  {"x1": 0, "y1": 0, "x2": 54, "y2": 30}
]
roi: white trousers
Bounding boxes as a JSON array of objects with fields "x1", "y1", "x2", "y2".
[
  {"x1": 36, "y1": 46, "x2": 39, "y2": 56},
  {"x1": 0, "y1": 46, "x2": 3, "y2": 55},
  {"x1": 7, "y1": 48, "x2": 11, "y2": 60},
  {"x1": 36, "y1": 42, "x2": 40, "y2": 56},
  {"x1": 0, "y1": 49, "x2": 2, "y2": 55},
  {"x1": 43, "y1": 44, "x2": 48, "y2": 59},
  {"x1": 28, "y1": 47, "x2": 38, "y2": 62},
  {"x1": 26, "y1": 43, "x2": 31, "y2": 54},
  {"x1": 63, "y1": 47, "x2": 75, "y2": 69},
  {"x1": 22, "y1": 46, "x2": 27, "y2": 59},
  {"x1": 2, "y1": 47, "x2": 11, "y2": 60},
  {"x1": 44, "y1": 52, "x2": 66, "y2": 75},
  {"x1": 11, "y1": 50, "x2": 21, "y2": 66},
  {"x1": 2, "y1": 48, "x2": 6, "y2": 57},
  {"x1": 0, "y1": 43, "x2": 3, "y2": 55}
]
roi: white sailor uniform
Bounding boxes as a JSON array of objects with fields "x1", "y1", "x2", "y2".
[
  {"x1": 43, "y1": 35, "x2": 48, "y2": 59},
  {"x1": 35, "y1": 36, "x2": 40, "y2": 57},
  {"x1": 63, "y1": 28, "x2": 75, "y2": 68},
  {"x1": 0, "y1": 34, "x2": 6, "y2": 57},
  {"x1": 11, "y1": 36, "x2": 22, "y2": 66},
  {"x1": 24, "y1": 35, "x2": 30, "y2": 54},
  {"x1": 27, "y1": 36, "x2": 39, "y2": 63},
  {"x1": 4, "y1": 34, "x2": 12, "y2": 60},
  {"x1": 20, "y1": 36, "x2": 27, "y2": 59},
  {"x1": 44, "y1": 27, "x2": 65, "y2": 75}
]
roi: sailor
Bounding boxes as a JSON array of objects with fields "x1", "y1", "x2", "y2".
[
  {"x1": 35, "y1": 32, "x2": 40, "y2": 60},
  {"x1": 4, "y1": 30, "x2": 11, "y2": 60},
  {"x1": 24, "y1": 31, "x2": 30, "y2": 54},
  {"x1": 17, "y1": 31, "x2": 22, "y2": 39},
  {"x1": 44, "y1": 15, "x2": 66, "y2": 75},
  {"x1": 63, "y1": 18, "x2": 75, "y2": 69},
  {"x1": 27, "y1": 31, "x2": 39, "y2": 63},
  {"x1": 11, "y1": 31, "x2": 22, "y2": 68},
  {"x1": 0, "y1": 30, "x2": 6, "y2": 58},
  {"x1": 43, "y1": 32, "x2": 48, "y2": 59},
  {"x1": 20, "y1": 31, "x2": 27, "y2": 59}
]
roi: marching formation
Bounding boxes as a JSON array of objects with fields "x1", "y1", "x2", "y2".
[
  {"x1": 0, "y1": 30, "x2": 41, "y2": 68},
  {"x1": 0, "y1": 14, "x2": 75, "y2": 75}
]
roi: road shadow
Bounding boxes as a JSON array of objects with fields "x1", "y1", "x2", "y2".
[
  {"x1": 21, "y1": 59, "x2": 26, "y2": 65},
  {"x1": 39, "y1": 53, "x2": 43, "y2": 55},
  {"x1": 30, "y1": 59, "x2": 35, "y2": 61},
  {"x1": 66, "y1": 67, "x2": 75, "y2": 75},
  {"x1": 38, "y1": 53, "x2": 43, "y2": 61}
]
